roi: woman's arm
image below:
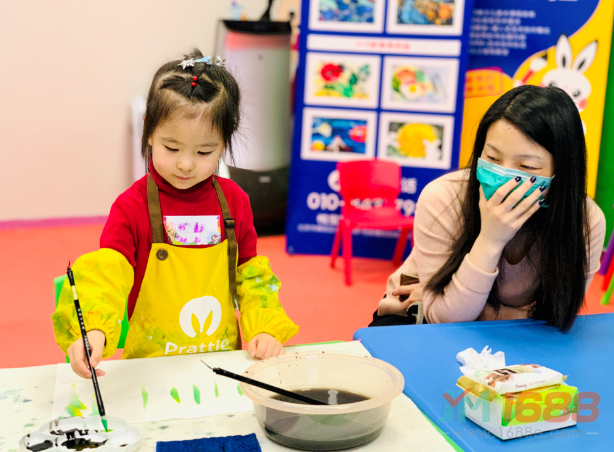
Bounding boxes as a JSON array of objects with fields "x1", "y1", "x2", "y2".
[
  {"x1": 584, "y1": 199, "x2": 607, "y2": 292},
  {"x1": 415, "y1": 174, "x2": 543, "y2": 323},
  {"x1": 414, "y1": 179, "x2": 497, "y2": 323}
]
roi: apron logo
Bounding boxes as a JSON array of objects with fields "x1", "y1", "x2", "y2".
[{"x1": 178, "y1": 296, "x2": 222, "y2": 338}]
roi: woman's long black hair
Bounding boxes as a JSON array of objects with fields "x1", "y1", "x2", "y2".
[{"x1": 425, "y1": 85, "x2": 589, "y2": 332}]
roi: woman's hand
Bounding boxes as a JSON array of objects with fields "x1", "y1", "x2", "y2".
[
  {"x1": 248, "y1": 333, "x2": 284, "y2": 360},
  {"x1": 469, "y1": 177, "x2": 545, "y2": 273},
  {"x1": 479, "y1": 177, "x2": 545, "y2": 248},
  {"x1": 392, "y1": 283, "x2": 422, "y2": 311},
  {"x1": 66, "y1": 329, "x2": 106, "y2": 379}
]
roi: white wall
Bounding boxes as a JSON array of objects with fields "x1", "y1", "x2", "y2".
[{"x1": 0, "y1": 0, "x2": 267, "y2": 221}]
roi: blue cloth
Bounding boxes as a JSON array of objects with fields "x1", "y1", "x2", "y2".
[{"x1": 156, "y1": 433, "x2": 262, "y2": 452}]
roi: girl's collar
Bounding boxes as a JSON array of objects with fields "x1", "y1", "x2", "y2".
[{"x1": 148, "y1": 159, "x2": 213, "y2": 197}]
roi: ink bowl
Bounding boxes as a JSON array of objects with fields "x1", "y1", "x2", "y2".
[
  {"x1": 241, "y1": 352, "x2": 404, "y2": 451},
  {"x1": 19, "y1": 416, "x2": 141, "y2": 452}
]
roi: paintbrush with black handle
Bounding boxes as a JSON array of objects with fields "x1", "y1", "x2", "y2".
[
  {"x1": 201, "y1": 361, "x2": 328, "y2": 405},
  {"x1": 67, "y1": 263, "x2": 109, "y2": 432}
]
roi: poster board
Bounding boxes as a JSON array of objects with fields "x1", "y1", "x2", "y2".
[
  {"x1": 459, "y1": 0, "x2": 614, "y2": 199},
  {"x1": 286, "y1": 0, "x2": 475, "y2": 258}
]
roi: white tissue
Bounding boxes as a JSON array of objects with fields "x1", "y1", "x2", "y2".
[{"x1": 456, "y1": 346, "x2": 505, "y2": 376}]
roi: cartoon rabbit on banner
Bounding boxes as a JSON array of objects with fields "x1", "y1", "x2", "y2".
[{"x1": 516, "y1": 34, "x2": 598, "y2": 134}]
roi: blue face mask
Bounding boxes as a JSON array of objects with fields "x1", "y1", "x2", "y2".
[{"x1": 476, "y1": 158, "x2": 553, "y2": 205}]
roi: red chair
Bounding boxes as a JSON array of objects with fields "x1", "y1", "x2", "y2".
[{"x1": 330, "y1": 160, "x2": 415, "y2": 285}]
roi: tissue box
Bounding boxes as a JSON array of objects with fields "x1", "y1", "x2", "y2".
[{"x1": 457, "y1": 378, "x2": 578, "y2": 440}]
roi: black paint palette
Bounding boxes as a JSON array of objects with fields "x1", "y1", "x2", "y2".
[{"x1": 19, "y1": 416, "x2": 141, "y2": 452}]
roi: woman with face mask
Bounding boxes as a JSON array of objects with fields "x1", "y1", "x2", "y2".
[{"x1": 371, "y1": 85, "x2": 606, "y2": 332}]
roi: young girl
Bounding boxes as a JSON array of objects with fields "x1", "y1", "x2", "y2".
[
  {"x1": 373, "y1": 85, "x2": 606, "y2": 331},
  {"x1": 52, "y1": 50, "x2": 299, "y2": 379}
]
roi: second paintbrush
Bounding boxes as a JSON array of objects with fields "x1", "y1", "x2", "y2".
[
  {"x1": 201, "y1": 360, "x2": 328, "y2": 405},
  {"x1": 66, "y1": 264, "x2": 109, "y2": 432}
]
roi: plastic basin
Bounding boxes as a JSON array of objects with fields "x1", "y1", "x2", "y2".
[{"x1": 241, "y1": 352, "x2": 404, "y2": 451}]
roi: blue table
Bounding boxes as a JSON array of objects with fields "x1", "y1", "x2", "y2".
[{"x1": 354, "y1": 314, "x2": 613, "y2": 451}]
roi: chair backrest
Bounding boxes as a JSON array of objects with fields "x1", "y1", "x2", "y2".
[
  {"x1": 337, "y1": 160, "x2": 401, "y2": 204},
  {"x1": 54, "y1": 275, "x2": 130, "y2": 360}
]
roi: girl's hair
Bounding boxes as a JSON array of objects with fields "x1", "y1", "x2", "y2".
[
  {"x1": 141, "y1": 49, "x2": 240, "y2": 162},
  {"x1": 425, "y1": 85, "x2": 589, "y2": 332}
]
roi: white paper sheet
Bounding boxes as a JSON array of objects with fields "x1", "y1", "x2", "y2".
[{"x1": 52, "y1": 341, "x2": 370, "y2": 424}]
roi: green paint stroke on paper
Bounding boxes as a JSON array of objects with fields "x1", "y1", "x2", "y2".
[
  {"x1": 141, "y1": 384, "x2": 149, "y2": 409},
  {"x1": 193, "y1": 384, "x2": 201, "y2": 404},
  {"x1": 65, "y1": 384, "x2": 87, "y2": 417},
  {"x1": 237, "y1": 384, "x2": 244, "y2": 396},
  {"x1": 170, "y1": 387, "x2": 181, "y2": 403},
  {"x1": 214, "y1": 383, "x2": 219, "y2": 398}
]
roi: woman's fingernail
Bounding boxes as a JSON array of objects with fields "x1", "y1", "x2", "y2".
[
  {"x1": 530, "y1": 176, "x2": 536, "y2": 183},
  {"x1": 515, "y1": 176, "x2": 521, "y2": 182},
  {"x1": 539, "y1": 200, "x2": 545, "y2": 205},
  {"x1": 540, "y1": 185, "x2": 546, "y2": 192}
]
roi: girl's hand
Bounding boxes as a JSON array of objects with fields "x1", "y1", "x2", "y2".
[
  {"x1": 248, "y1": 333, "x2": 284, "y2": 360},
  {"x1": 392, "y1": 283, "x2": 422, "y2": 311},
  {"x1": 478, "y1": 177, "x2": 545, "y2": 250},
  {"x1": 66, "y1": 330, "x2": 106, "y2": 379}
]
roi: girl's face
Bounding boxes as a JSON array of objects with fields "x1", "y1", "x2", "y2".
[
  {"x1": 149, "y1": 114, "x2": 224, "y2": 189},
  {"x1": 480, "y1": 120, "x2": 554, "y2": 177}
]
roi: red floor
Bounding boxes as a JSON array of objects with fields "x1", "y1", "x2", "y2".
[{"x1": 1, "y1": 223, "x2": 612, "y2": 369}]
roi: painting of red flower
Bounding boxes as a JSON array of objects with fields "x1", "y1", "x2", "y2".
[{"x1": 320, "y1": 63, "x2": 344, "y2": 82}]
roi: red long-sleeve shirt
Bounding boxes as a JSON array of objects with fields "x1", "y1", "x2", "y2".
[{"x1": 100, "y1": 162, "x2": 258, "y2": 318}]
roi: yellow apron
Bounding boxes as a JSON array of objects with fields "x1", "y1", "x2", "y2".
[{"x1": 122, "y1": 176, "x2": 240, "y2": 359}]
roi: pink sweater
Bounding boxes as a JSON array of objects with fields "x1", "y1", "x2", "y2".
[{"x1": 379, "y1": 170, "x2": 606, "y2": 323}]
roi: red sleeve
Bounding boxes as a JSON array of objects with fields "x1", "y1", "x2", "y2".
[
  {"x1": 100, "y1": 192, "x2": 141, "y2": 268},
  {"x1": 231, "y1": 185, "x2": 258, "y2": 266}
]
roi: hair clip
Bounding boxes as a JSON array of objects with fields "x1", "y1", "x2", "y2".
[
  {"x1": 178, "y1": 58, "x2": 195, "y2": 70},
  {"x1": 194, "y1": 56, "x2": 212, "y2": 65},
  {"x1": 193, "y1": 56, "x2": 226, "y2": 68}
]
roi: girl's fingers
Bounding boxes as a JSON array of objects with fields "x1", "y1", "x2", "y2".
[
  {"x1": 248, "y1": 338, "x2": 258, "y2": 357},
  {"x1": 488, "y1": 177, "x2": 522, "y2": 206},
  {"x1": 68, "y1": 343, "x2": 91, "y2": 379},
  {"x1": 256, "y1": 338, "x2": 270, "y2": 359}
]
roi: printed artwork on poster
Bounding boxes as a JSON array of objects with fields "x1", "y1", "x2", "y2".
[
  {"x1": 381, "y1": 56, "x2": 459, "y2": 112},
  {"x1": 309, "y1": 0, "x2": 386, "y2": 33},
  {"x1": 301, "y1": 108, "x2": 377, "y2": 162},
  {"x1": 304, "y1": 52, "x2": 381, "y2": 108},
  {"x1": 387, "y1": 0, "x2": 465, "y2": 36},
  {"x1": 378, "y1": 112, "x2": 454, "y2": 169}
]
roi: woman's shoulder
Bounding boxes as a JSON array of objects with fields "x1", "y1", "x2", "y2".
[
  {"x1": 419, "y1": 169, "x2": 468, "y2": 206},
  {"x1": 586, "y1": 196, "x2": 606, "y2": 234}
]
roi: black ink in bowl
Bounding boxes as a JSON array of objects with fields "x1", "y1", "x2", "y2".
[
  {"x1": 242, "y1": 352, "x2": 404, "y2": 451},
  {"x1": 262, "y1": 389, "x2": 385, "y2": 451}
]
